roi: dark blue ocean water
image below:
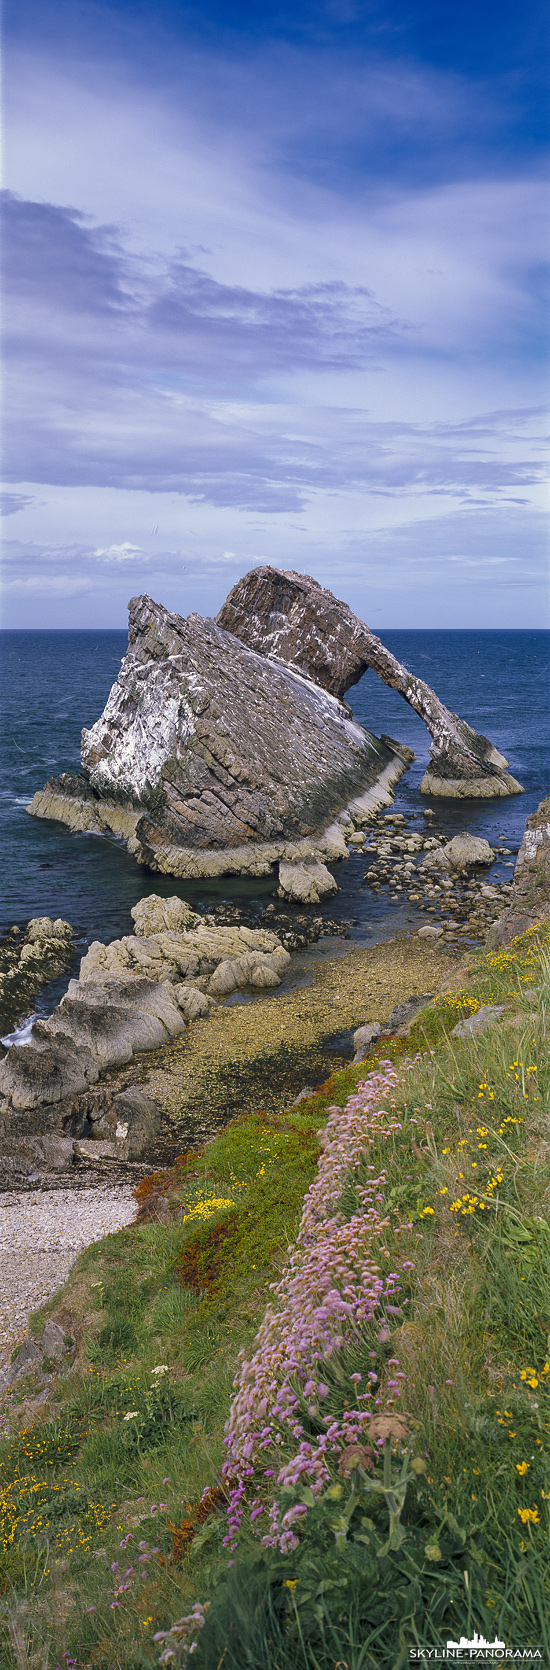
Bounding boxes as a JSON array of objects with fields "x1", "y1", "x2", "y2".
[{"x1": 1, "y1": 629, "x2": 548, "y2": 976}]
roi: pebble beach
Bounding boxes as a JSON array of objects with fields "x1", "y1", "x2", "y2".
[{"x1": 0, "y1": 1186, "x2": 136, "y2": 1362}]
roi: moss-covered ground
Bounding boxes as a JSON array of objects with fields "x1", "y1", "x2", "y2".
[{"x1": 0, "y1": 925, "x2": 549, "y2": 1668}]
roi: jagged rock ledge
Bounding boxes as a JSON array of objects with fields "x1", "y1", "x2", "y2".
[
  {"x1": 0, "y1": 893, "x2": 341, "y2": 1171},
  {"x1": 487, "y1": 792, "x2": 550, "y2": 948},
  {"x1": 0, "y1": 918, "x2": 74, "y2": 1044}
]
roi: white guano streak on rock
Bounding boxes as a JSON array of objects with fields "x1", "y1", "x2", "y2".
[
  {"x1": 83, "y1": 664, "x2": 195, "y2": 802},
  {"x1": 265, "y1": 658, "x2": 367, "y2": 749}
]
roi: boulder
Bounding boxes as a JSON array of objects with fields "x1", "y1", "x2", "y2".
[
  {"x1": 207, "y1": 947, "x2": 290, "y2": 996},
  {"x1": 28, "y1": 590, "x2": 410, "y2": 877},
  {"x1": 27, "y1": 917, "x2": 72, "y2": 944},
  {"x1": 110, "y1": 1087, "x2": 162, "y2": 1159},
  {"x1": 382, "y1": 994, "x2": 434, "y2": 1033},
  {"x1": 451, "y1": 1005, "x2": 505, "y2": 1039},
  {"x1": 418, "y1": 925, "x2": 444, "y2": 938},
  {"x1": 420, "y1": 832, "x2": 494, "y2": 875},
  {"x1": 43, "y1": 976, "x2": 187, "y2": 1069},
  {"x1": 444, "y1": 834, "x2": 494, "y2": 869},
  {"x1": 30, "y1": 1135, "x2": 76, "y2": 1171},
  {"x1": 0, "y1": 1024, "x2": 99, "y2": 1110},
  {"x1": 131, "y1": 894, "x2": 201, "y2": 936},
  {"x1": 218, "y1": 567, "x2": 523, "y2": 799},
  {"x1": 42, "y1": 1320, "x2": 67, "y2": 1359},
  {"x1": 278, "y1": 857, "x2": 338, "y2": 904},
  {"x1": 74, "y1": 1139, "x2": 117, "y2": 1161},
  {"x1": 174, "y1": 984, "x2": 212, "y2": 1022},
  {"x1": 352, "y1": 1021, "x2": 381, "y2": 1061}
]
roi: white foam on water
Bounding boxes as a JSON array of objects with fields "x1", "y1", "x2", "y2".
[{"x1": 1, "y1": 1012, "x2": 37, "y2": 1048}]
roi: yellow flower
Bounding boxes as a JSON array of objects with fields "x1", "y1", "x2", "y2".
[
  {"x1": 284, "y1": 1579, "x2": 298, "y2": 1589},
  {"x1": 516, "y1": 1462, "x2": 529, "y2": 1476},
  {"x1": 517, "y1": 1507, "x2": 540, "y2": 1525}
]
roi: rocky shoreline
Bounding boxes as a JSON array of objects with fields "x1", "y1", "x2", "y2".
[
  {"x1": 0, "y1": 800, "x2": 518, "y2": 1184},
  {"x1": 1, "y1": 787, "x2": 548, "y2": 1385},
  {"x1": 27, "y1": 570, "x2": 522, "y2": 905}
]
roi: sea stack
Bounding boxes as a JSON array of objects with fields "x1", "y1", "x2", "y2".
[
  {"x1": 28, "y1": 590, "x2": 413, "y2": 897},
  {"x1": 28, "y1": 568, "x2": 522, "y2": 893},
  {"x1": 218, "y1": 567, "x2": 524, "y2": 799}
]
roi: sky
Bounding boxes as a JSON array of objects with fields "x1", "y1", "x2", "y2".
[{"x1": 1, "y1": 0, "x2": 549, "y2": 629}]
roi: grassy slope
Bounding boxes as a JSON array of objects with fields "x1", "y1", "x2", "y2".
[{"x1": 0, "y1": 926, "x2": 549, "y2": 1668}]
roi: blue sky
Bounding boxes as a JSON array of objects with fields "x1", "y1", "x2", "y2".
[{"x1": 1, "y1": 0, "x2": 549, "y2": 628}]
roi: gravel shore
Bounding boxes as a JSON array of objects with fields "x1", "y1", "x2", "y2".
[{"x1": 0, "y1": 1186, "x2": 136, "y2": 1361}]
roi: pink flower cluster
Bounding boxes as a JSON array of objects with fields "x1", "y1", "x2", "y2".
[
  {"x1": 154, "y1": 1603, "x2": 211, "y2": 1665},
  {"x1": 222, "y1": 1063, "x2": 416, "y2": 1551}
]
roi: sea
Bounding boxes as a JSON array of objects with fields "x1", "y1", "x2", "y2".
[{"x1": 1, "y1": 628, "x2": 548, "y2": 1022}]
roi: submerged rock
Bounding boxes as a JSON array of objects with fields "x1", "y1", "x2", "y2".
[
  {"x1": 219, "y1": 567, "x2": 523, "y2": 799},
  {"x1": 28, "y1": 591, "x2": 411, "y2": 890}
]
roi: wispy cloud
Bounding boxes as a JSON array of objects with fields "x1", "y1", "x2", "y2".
[{"x1": 1, "y1": 7, "x2": 547, "y2": 627}]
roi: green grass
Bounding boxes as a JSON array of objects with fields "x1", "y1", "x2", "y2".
[{"x1": 0, "y1": 924, "x2": 549, "y2": 1668}]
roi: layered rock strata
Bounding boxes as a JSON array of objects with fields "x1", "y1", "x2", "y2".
[
  {"x1": 0, "y1": 895, "x2": 295, "y2": 1146},
  {"x1": 218, "y1": 567, "x2": 523, "y2": 799},
  {"x1": 28, "y1": 591, "x2": 413, "y2": 893},
  {"x1": 487, "y1": 793, "x2": 550, "y2": 948},
  {"x1": 0, "y1": 918, "x2": 73, "y2": 1043}
]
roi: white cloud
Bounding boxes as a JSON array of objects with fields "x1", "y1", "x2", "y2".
[{"x1": 94, "y1": 541, "x2": 146, "y2": 563}]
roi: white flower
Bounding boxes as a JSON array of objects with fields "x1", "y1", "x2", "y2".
[
  {"x1": 123, "y1": 1411, "x2": 139, "y2": 1420},
  {"x1": 151, "y1": 1364, "x2": 168, "y2": 1376}
]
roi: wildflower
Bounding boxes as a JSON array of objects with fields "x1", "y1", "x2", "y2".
[
  {"x1": 123, "y1": 1411, "x2": 138, "y2": 1421},
  {"x1": 518, "y1": 1507, "x2": 540, "y2": 1525},
  {"x1": 516, "y1": 1462, "x2": 529, "y2": 1475},
  {"x1": 152, "y1": 1364, "x2": 168, "y2": 1376}
]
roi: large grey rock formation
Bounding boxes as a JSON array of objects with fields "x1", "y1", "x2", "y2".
[
  {"x1": 0, "y1": 896, "x2": 294, "y2": 1122},
  {"x1": 487, "y1": 792, "x2": 550, "y2": 948},
  {"x1": 28, "y1": 592, "x2": 412, "y2": 888},
  {"x1": 218, "y1": 567, "x2": 523, "y2": 798}
]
